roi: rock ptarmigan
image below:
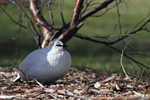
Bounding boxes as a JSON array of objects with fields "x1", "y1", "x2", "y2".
[{"x1": 14, "y1": 40, "x2": 72, "y2": 85}]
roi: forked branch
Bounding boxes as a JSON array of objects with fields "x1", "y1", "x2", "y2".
[
  {"x1": 57, "y1": 0, "x2": 84, "y2": 43},
  {"x1": 9, "y1": 0, "x2": 42, "y2": 48},
  {"x1": 80, "y1": 0, "x2": 114, "y2": 21},
  {"x1": 4, "y1": 0, "x2": 150, "y2": 72},
  {"x1": 29, "y1": 0, "x2": 53, "y2": 48}
]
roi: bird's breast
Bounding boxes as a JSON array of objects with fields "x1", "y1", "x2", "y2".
[{"x1": 47, "y1": 51, "x2": 65, "y2": 67}]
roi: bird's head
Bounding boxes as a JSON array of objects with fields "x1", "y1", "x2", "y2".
[{"x1": 51, "y1": 40, "x2": 67, "y2": 51}]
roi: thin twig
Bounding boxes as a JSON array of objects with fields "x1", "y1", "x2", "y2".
[
  {"x1": 138, "y1": 69, "x2": 144, "y2": 83},
  {"x1": 132, "y1": 13, "x2": 150, "y2": 32},
  {"x1": 9, "y1": 0, "x2": 42, "y2": 48},
  {"x1": 11, "y1": 8, "x2": 22, "y2": 64},
  {"x1": 120, "y1": 40, "x2": 131, "y2": 81},
  {"x1": 80, "y1": 0, "x2": 115, "y2": 21},
  {"x1": 91, "y1": 0, "x2": 121, "y2": 17},
  {"x1": 57, "y1": 0, "x2": 84, "y2": 43},
  {"x1": 29, "y1": 0, "x2": 54, "y2": 48},
  {"x1": 47, "y1": 0, "x2": 55, "y2": 28},
  {"x1": 74, "y1": 34, "x2": 150, "y2": 71},
  {"x1": 33, "y1": 78, "x2": 44, "y2": 88},
  {"x1": 116, "y1": 0, "x2": 122, "y2": 35},
  {"x1": 1, "y1": 74, "x2": 7, "y2": 80},
  {"x1": 0, "y1": 5, "x2": 28, "y2": 30},
  {"x1": 17, "y1": 68, "x2": 29, "y2": 86},
  {"x1": 76, "y1": 33, "x2": 142, "y2": 40},
  {"x1": 104, "y1": 19, "x2": 150, "y2": 45},
  {"x1": 51, "y1": 1, "x2": 66, "y2": 26},
  {"x1": 81, "y1": 0, "x2": 92, "y2": 15}
]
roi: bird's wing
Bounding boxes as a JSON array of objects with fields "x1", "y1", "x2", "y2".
[{"x1": 19, "y1": 48, "x2": 49, "y2": 75}]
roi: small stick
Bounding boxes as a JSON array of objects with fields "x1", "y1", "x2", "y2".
[
  {"x1": 33, "y1": 78, "x2": 44, "y2": 88},
  {"x1": 120, "y1": 40, "x2": 131, "y2": 81},
  {"x1": 1, "y1": 74, "x2": 7, "y2": 80},
  {"x1": 17, "y1": 68, "x2": 29, "y2": 86},
  {"x1": 138, "y1": 69, "x2": 144, "y2": 83}
]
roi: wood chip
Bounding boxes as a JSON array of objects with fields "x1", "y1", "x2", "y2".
[
  {"x1": 102, "y1": 76, "x2": 116, "y2": 83},
  {"x1": 94, "y1": 82, "x2": 101, "y2": 88},
  {"x1": 0, "y1": 67, "x2": 149, "y2": 99}
]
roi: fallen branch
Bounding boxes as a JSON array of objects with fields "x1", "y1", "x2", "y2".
[{"x1": 120, "y1": 40, "x2": 131, "y2": 81}]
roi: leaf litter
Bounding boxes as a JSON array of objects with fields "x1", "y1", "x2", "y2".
[{"x1": 0, "y1": 67, "x2": 150, "y2": 99}]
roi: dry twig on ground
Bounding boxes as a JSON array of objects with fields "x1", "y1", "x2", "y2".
[{"x1": 0, "y1": 67, "x2": 150, "y2": 99}]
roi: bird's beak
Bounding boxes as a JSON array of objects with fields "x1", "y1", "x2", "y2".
[{"x1": 63, "y1": 45, "x2": 67, "y2": 48}]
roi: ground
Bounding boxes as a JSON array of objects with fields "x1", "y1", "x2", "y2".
[{"x1": 0, "y1": 67, "x2": 150, "y2": 99}]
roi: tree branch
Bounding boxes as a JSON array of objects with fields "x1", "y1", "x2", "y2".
[
  {"x1": 116, "y1": 0, "x2": 122, "y2": 35},
  {"x1": 9, "y1": 0, "x2": 42, "y2": 48},
  {"x1": 47, "y1": 0, "x2": 55, "y2": 29},
  {"x1": 109, "y1": 18, "x2": 150, "y2": 45},
  {"x1": 51, "y1": 1, "x2": 66, "y2": 26},
  {"x1": 51, "y1": 0, "x2": 115, "y2": 43},
  {"x1": 80, "y1": 0, "x2": 115, "y2": 21},
  {"x1": 0, "y1": 5, "x2": 28, "y2": 30},
  {"x1": 57, "y1": 0, "x2": 84, "y2": 44},
  {"x1": 74, "y1": 34, "x2": 150, "y2": 69},
  {"x1": 29, "y1": 0, "x2": 53, "y2": 48}
]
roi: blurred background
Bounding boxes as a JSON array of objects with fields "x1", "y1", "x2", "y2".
[{"x1": 0, "y1": 0, "x2": 150, "y2": 74}]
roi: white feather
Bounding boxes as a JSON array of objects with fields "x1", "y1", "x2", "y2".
[{"x1": 18, "y1": 40, "x2": 72, "y2": 84}]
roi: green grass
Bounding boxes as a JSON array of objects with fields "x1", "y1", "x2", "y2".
[{"x1": 0, "y1": 0, "x2": 150, "y2": 75}]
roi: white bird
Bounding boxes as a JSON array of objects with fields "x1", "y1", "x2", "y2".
[{"x1": 14, "y1": 40, "x2": 72, "y2": 85}]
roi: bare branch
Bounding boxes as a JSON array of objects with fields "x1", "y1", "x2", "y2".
[
  {"x1": 132, "y1": 13, "x2": 150, "y2": 32},
  {"x1": 50, "y1": 23, "x2": 70, "y2": 41},
  {"x1": 0, "y1": 5, "x2": 28, "y2": 30},
  {"x1": 80, "y1": 0, "x2": 115, "y2": 21},
  {"x1": 74, "y1": 33, "x2": 110, "y2": 44},
  {"x1": 81, "y1": 0, "x2": 90, "y2": 15},
  {"x1": 9, "y1": 0, "x2": 42, "y2": 48},
  {"x1": 74, "y1": 34, "x2": 150, "y2": 69},
  {"x1": 75, "y1": 33, "x2": 142, "y2": 42},
  {"x1": 52, "y1": 0, "x2": 115, "y2": 42},
  {"x1": 51, "y1": 1, "x2": 66, "y2": 26},
  {"x1": 116, "y1": 0, "x2": 122, "y2": 35},
  {"x1": 107, "y1": 19, "x2": 150, "y2": 45},
  {"x1": 2, "y1": 0, "x2": 149, "y2": 74},
  {"x1": 47, "y1": 0, "x2": 55, "y2": 28},
  {"x1": 29, "y1": 0, "x2": 52, "y2": 31},
  {"x1": 70, "y1": 0, "x2": 84, "y2": 27},
  {"x1": 91, "y1": 0, "x2": 121, "y2": 17},
  {"x1": 57, "y1": 0, "x2": 84, "y2": 44},
  {"x1": 82, "y1": 0, "x2": 105, "y2": 17},
  {"x1": 29, "y1": 0, "x2": 53, "y2": 48}
]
